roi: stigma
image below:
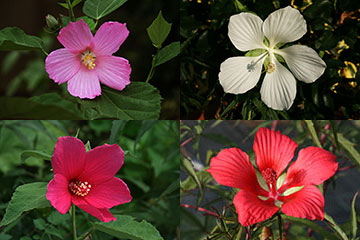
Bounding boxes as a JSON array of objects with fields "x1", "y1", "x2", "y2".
[
  {"x1": 81, "y1": 50, "x2": 96, "y2": 70},
  {"x1": 68, "y1": 180, "x2": 91, "y2": 197}
]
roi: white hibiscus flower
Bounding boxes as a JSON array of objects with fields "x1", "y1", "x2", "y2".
[{"x1": 219, "y1": 6, "x2": 326, "y2": 110}]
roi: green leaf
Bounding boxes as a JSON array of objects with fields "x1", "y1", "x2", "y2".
[
  {"x1": 94, "y1": 215, "x2": 163, "y2": 240},
  {"x1": 83, "y1": 0, "x2": 127, "y2": 20},
  {"x1": 61, "y1": 16, "x2": 96, "y2": 31},
  {"x1": 109, "y1": 120, "x2": 127, "y2": 144},
  {"x1": 79, "y1": 82, "x2": 162, "y2": 120},
  {"x1": 180, "y1": 156, "x2": 203, "y2": 201},
  {"x1": 350, "y1": 192, "x2": 358, "y2": 239},
  {"x1": 154, "y1": 41, "x2": 180, "y2": 66},
  {"x1": 180, "y1": 169, "x2": 212, "y2": 191},
  {"x1": 146, "y1": 11, "x2": 172, "y2": 48},
  {"x1": 337, "y1": 133, "x2": 360, "y2": 168},
  {"x1": 0, "y1": 182, "x2": 51, "y2": 227},
  {"x1": 245, "y1": 48, "x2": 266, "y2": 57},
  {"x1": 324, "y1": 213, "x2": 349, "y2": 240},
  {"x1": 0, "y1": 27, "x2": 44, "y2": 51},
  {"x1": 20, "y1": 150, "x2": 52, "y2": 163},
  {"x1": 304, "y1": 120, "x2": 322, "y2": 148}
]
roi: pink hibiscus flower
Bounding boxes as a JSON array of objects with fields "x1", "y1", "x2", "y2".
[
  {"x1": 46, "y1": 136, "x2": 132, "y2": 222},
  {"x1": 45, "y1": 19, "x2": 131, "y2": 99},
  {"x1": 207, "y1": 127, "x2": 338, "y2": 226}
]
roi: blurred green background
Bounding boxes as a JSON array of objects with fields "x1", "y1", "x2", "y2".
[
  {"x1": 0, "y1": 120, "x2": 179, "y2": 239},
  {"x1": 0, "y1": 0, "x2": 179, "y2": 119},
  {"x1": 181, "y1": 0, "x2": 360, "y2": 120}
]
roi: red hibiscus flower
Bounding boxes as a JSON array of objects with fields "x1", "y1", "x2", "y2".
[
  {"x1": 46, "y1": 136, "x2": 132, "y2": 222},
  {"x1": 207, "y1": 127, "x2": 338, "y2": 226}
]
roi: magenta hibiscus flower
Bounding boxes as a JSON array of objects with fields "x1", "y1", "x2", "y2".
[
  {"x1": 207, "y1": 127, "x2": 338, "y2": 226},
  {"x1": 45, "y1": 19, "x2": 131, "y2": 99},
  {"x1": 46, "y1": 136, "x2": 132, "y2": 222}
]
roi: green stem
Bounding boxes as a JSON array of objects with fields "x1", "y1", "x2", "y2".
[
  {"x1": 41, "y1": 48, "x2": 48, "y2": 56},
  {"x1": 71, "y1": 204, "x2": 77, "y2": 240},
  {"x1": 145, "y1": 49, "x2": 159, "y2": 83},
  {"x1": 66, "y1": 0, "x2": 75, "y2": 22},
  {"x1": 278, "y1": 213, "x2": 283, "y2": 240}
]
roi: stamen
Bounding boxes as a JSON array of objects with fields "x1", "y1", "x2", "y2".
[
  {"x1": 81, "y1": 50, "x2": 96, "y2": 70},
  {"x1": 68, "y1": 179, "x2": 91, "y2": 197},
  {"x1": 266, "y1": 62, "x2": 275, "y2": 73},
  {"x1": 261, "y1": 168, "x2": 277, "y2": 184},
  {"x1": 247, "y1": 52, "x2": 267, "y2": 73}
]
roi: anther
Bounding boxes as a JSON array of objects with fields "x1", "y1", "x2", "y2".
[
  {"x1": 68, "y1": 180, "x2": 92, "y2": 197},
  {"x1": 261, "y1": 168, "x2": 277, "y2": 184},
  {"x1": 81, "y1": 50, "x2": 96, "y2": 70}
]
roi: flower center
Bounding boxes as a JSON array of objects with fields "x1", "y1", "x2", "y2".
[
  {"x1": 266, "y1": 62, "x2": 275, "y2": 74},
  {"x1": 81, "y1": 50, "x2": 96, "y2": 70},
  {"x1": 68, "y1": 179, "x2": 91, "y2": 197},
  {"x1": 261, "y1": 168, "x2": 277, "y2": 184}
]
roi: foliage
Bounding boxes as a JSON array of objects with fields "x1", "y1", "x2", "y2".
[
  {"x1": 180, "y1": 0, "x2": 360, "y2": 119},
  {"x1": 0, "y1": 120, "x2": 179, "y2": 240}
]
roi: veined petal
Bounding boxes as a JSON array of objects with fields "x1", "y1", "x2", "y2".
[
  {"x1": 67, "y1": 66, "x2": 101, "y2": 99},
  {"x1": 72, "y1": 197, "x2": 116, "y2": 222},
  {"x1": 84, "y1": 177, "x2": 132, "y2": 208},
  {"x1": 219, "y1": 56, "x2": 264, "y2": 94},
  {"x1": 263, "y1": 6, "x2": 306, "y2": 47},
  {"x1": 96, "y1": 55, "x2": 131, "y2": 91},
  {"x1": 79, "y1": 144, "x2": 124, "y2": 184},
  {"x1": 276, "y1": 45, "x2": 326, "y2": 83},
  {"x1": 281, "y1": 185, "x2": 324, "y2": 220},
  {"x1": 283, "y1": 147, "x2": 338, "y2": 188},
  {"x1": 234, "y1": 190, "x2": 279, "y2": 226},
  {"x1": 207, "y1": 148, "x2": 266, "y2": 195},
  {"x1": 228, "y1": 13, "x2": 265, "y2": 51},
  {"x1": 260, "y1": 56, "x2": 297, "y2": 110},
  {"x1": 46, "y1": 174, "x2": 72, "y2": 214},
  {"x1": 45, "y1": 48, "x2": 81, "y2": 84},
  {"x1": 92, "y1": 22, "x2": 129, "y2": 56},
  {"x1": 254, "y1": 128, "x2": 297, "y2": 177},
  {"x1": 52, "y1": 137, "x2": 86, "y2": 180},
  {"x1": 58, "y1": 19, "x2": 93, "y2": 53}
]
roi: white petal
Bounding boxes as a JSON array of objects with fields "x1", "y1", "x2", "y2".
[
  {"x1": 276, "y1": 45, "x2": 326, "y2": 83},
  {"x1": 219, "y1": 56, "x2": 264, "y2": 94},
  {"x1": 260, "y1": 57, "x2": 296, "y2": 110},
  {"x1": 228, "y1": 13, "x2": 265, "y2": 51},
  {"x1": 263, "y1": 6, "x2": 306, "y2": 47}
]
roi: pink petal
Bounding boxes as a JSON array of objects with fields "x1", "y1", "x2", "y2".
[
  {"x1": 58, "y1": 19, "x2": 93, "y2": 53},
  {"x1": 281, "y1": 185, "x2": 324, "y2": 220},
  {"x1": 254, "y1": 128, "x2": 297, "y2": 176},
  {"x1": 45, "y1": 48, "x2": 81, "y2": 84},
  {"x1": 52, "y1": 137, "x2": 86, "y2": 180},
  {"x1": 92, "y1": 22, "x2": 129, "y2": 56},
  {"x1": 84, "y1": 177, "x2": 132, "y2": 208},
  {"x1": 234, "y1": 190, "x2": 279, "y2": 226},
  {"x1": 207, "y1": 148, "x2": 266, "y2": 195},
  {"x1": 96, "y1": 55, "x2": 131, "y2": 91},
  {"x1": 67, "y1": 66, "x2": 101, "y2": 99},
  {"x1": 72, "y1": 197, "x2": 116, "y2": 222},
  {"x1": 283, "y1": 146, "x2": 338, "y2": 188},
  {"x1": 46, "y1": 174, "x2": 72, "y2": 214},
  {"x1": 79, "y1": 144, "x2": 124, "y2": 184}
]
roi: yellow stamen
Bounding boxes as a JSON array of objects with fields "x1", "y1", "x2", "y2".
[{"x1": 81, "y1": 50, "x2": 96, "y2": 70}]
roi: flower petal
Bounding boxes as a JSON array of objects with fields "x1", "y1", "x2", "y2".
[
  {"x1": 79, "y1": 144, "x2": 124, "y2": 184},
  {"x1": 263, "y1": 6, "x2": 306, "y2": 47},
  {"x1": 207, "y1": 148, "x2": 266, "y2": 195},
  {"x1": 96, "y1": 55, "x2": 131, "y2": 91},
  {"x1": 92, "y1": 22, "x2": 129, "y2": 56},
  {"x1": 72, "y1": 197, "x2": 116, "y2": 222},
  {"x1": 85, "y1": 177, "x2": 132, "y2": 209},
  {"x1": 254, "y1": 128, "x2": 297, "y2": 177},
  {"x1": 234, "y1": 190, "x2": 279, "y2": 226},
  {"x1": 45, "y1": 48, "x2": 81, "y2": 84},
  {"x1": 281, "y1": 185, "x2": 324, "y2": 220},
  {"x1": 228, "y1": 13, "x2": 265, "y2": 51},
  {"x1": 67, "y1": 67, "x2": 101, "y2": 99},
  {"x1": 219, "y1": 56, "x2": 264, "y2": 94},
  {"x1": 52, "y1": 136, "x2": 86, "y2": 180},
  {"x1": 46, "y1": 174, "x2": 72, "y2": 214},
  {"x1": 260, "y1": 57, "x2": 297, "y2": 110},
  {"x1": 58, "y1": 19, "x2": 93, "y2": 53},
  {"x1": 283, "y1": 146, "x2": 338, "y2": 188},
  {"x1": 276, "y1": 45, "x2": 326, "y2": 83}
]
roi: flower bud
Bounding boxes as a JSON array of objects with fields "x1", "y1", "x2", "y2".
[{"x1": 45, "y1": 14, "x2": 60, "y2": 32}]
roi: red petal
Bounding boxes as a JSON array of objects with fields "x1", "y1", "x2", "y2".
[
  {"x1": 281, "y1": 185, "x2": 324, "y2": 220},
  {"x1": 284, "y1": 146, "x2": 338, "y2": 187},
  {"x1": 254, "y1": 128, "x2": 297, "y2": 176},
  {"x1": 207, "y1": 148, "x2": 265, "y2": 194},
  {"x1": 46, "y1": 174, "x2": 72, "y2": 214},
  {"x1": 72, "y1": 197, "x2": 116, "y2": 222},
  {"x1": 85, "y1": 177, "x2": 132, "y2": 208},
  {"x1": 52, "y1": 137, "x2": 86, "y2": 180},
  {"x1": 234, "y1": 190, "x2": 279, "y2": 226},
  {"x1": 79, "y1": 144, "x2": 124, "y2": 184}
]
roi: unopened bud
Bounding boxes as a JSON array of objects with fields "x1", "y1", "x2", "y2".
[
  {"x1": 45, "y1": 14, "x2": 59, "y2": 30},
  {"x1": 260, "y1": 226, "x2": 272, "y2": 240}
]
